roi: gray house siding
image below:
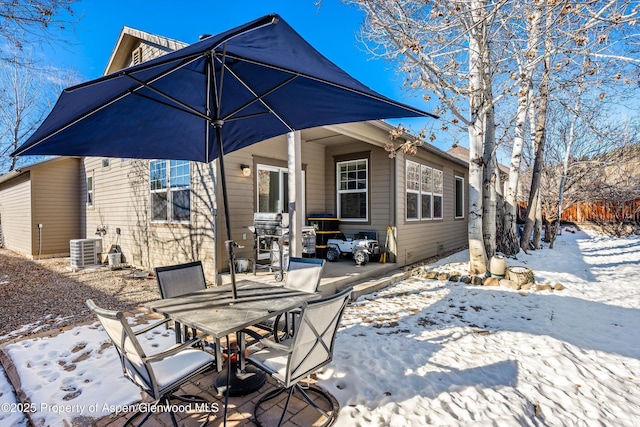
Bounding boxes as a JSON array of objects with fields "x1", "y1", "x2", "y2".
[{"x1": 395, "y1": 150, "x2": 468, "y2": 265}]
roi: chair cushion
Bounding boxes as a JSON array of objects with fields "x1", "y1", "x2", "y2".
[
  {"x1": 151, "y1": 347, "x2": 215, "y2": 392},
  {"x1": 248, "y1": 347, "x2": 291, "y2": 383}
]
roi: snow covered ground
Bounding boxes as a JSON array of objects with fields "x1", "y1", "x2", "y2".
[{"x1": 1, "y1": 228, "x2": 639, "y2": 426}]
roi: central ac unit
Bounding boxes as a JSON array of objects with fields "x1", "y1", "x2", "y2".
[{"x1": 70, "y1": 238, "x2": 102, "y2": 269}]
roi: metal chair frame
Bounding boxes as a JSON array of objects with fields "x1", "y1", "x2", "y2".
[
  {"x1": 86, "y1": 299, "x2": 215, "y2": 427},
  {"x1": 248, "y1": 287, "x2": 351, "y2": 427},
  {"x1": 254, "y1": 256, "x2": 326, "y2": 342}
]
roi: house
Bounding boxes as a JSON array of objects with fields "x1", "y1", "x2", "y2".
[
  {"x1": 15, "y1": 27, "x2": 470, "y2": 282},
  {"x1": 0, "y1": 157, "x2": 82, "y2": 258}
]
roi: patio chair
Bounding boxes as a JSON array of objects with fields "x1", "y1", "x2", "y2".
[
  {"x1": 156, "y1": 261, "x2": 207, "y2": 341},
  {"x1": 247, "y1": 286, "x2": 352, "y2": 427},
  {"x1": 156, "y1": 261, "x2": 222, "y2": 366},
  {"x1": 85, "y1": 299, "x2": 215, "y2": 427},
  {"x1": 255, "y1": 257, "x2": 325, "y2": 342}
]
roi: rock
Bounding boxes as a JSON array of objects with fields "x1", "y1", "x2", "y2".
[
  {"x1": 500, "y1": 279, "x2": 520, "y2": 290},
  {"x1": 520, "y1": 282, "x2": 534, "y2": 291},
  {"x1": 437, "y1": 273, "x2": 449, "y2": 281},
  {"x1": 460, "y1": 275, "x2": 472, "y2": 284},
  {"x1": 424, "y1": 271, "x2": 439, "y2": 279},
  {"x1": 471, "y1": 276, "x2": 484, "y2": 285},
  {"x1": 483, "y1": 277, "x2": 500, "y2": 286},
  {"x1": 448, "y1": 273, "x2": 461, "y2": 282},
  {"x1": 536, "y1": 283, "x2": 553, "y2": 292},
  {"x1": 553, "y1": 282, "x2": 565, "y2": 291}
]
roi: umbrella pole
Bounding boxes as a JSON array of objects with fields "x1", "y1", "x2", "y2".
[{"x1": 214, "y1": 122, "x2": 238, "y2": 300}]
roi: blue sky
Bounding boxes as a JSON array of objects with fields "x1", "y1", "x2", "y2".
[{"x1": 42, "y1": 0, "x2": 446, "y2": 149}]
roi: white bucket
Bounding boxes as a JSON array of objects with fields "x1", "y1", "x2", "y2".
[
  {"x1": 108, "y1": 252, "x2": 121, "y2": 266},
  {"x1": 236, "y1": 258, "x2": 249, "y2": 273}
]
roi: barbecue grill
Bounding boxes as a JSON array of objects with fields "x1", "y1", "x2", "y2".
[{"x1": 251, "y1": 213, "x2": 287, "y2": 281}]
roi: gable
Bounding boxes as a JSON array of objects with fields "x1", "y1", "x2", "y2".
[{"x1": 104, "y1": 26, "x2": 188, "y2": 75}]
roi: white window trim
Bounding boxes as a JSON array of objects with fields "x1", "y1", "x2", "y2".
[
  {"x1": 455, "y1": 176, "x2": 465, "y2": 219},
  {"x1": 256, "y1": 164, "x2": 306, "y2": 218},
  {"x1": 86, "y1": 174, "x2": 93, "y2": 207},
  {"x1": 336, "y1": 158, "x2": 369, "y2": 222},
  {"x1": 433, "y1": 169, "x2": 443, "y2": 220},
  {"x1": 421, "y1": 164, "x2": 433, "y2": 220},
  {"x1": 406, "y1": 161, "x2": 420, "y2": 221},
  {"x1": 406, "y1": 160, "x2": 443, "y2": 221},
  {"x1": 150, "y1": 160, "x2": 191, "y2": 224}
]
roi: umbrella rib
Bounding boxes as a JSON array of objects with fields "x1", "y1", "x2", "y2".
[
  {"x1": 63, "y1": 16, "x2": 280, "y2": 93},
  {"x1": 215, "y1": 55, "x2": 296, "y2": 131},
  {"x1": 124, "y1": 74, "x2": 212, "y2": 122},
  {"x1": 222, "y1": 52, "x2": 438, "y2": 119},
  {"x1": 12, "y1": 55, "x2": 209, "y2": 156},
  {"x1": 12, "y1": 91, "x2": 134, "y2": 156}
]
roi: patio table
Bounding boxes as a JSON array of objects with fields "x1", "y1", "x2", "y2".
[{"x1": 145, "y1": 279, "x2": 318, "y2": 396}]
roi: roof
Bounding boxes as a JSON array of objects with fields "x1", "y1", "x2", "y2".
[
  {"x1": 448, "y1": 144, "x2": 509, "y2": 175},
  {"x1": 369, "y1": 121, "x2": 469, "y2": 168}
]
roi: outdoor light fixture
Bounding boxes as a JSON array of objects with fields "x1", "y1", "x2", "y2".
[{"x1": 240, "y1": 164, "x2": 251, "y2": 177}]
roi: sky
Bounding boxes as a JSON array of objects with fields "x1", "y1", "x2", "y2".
[
  {"x1": 38, "y1": 0, "x2": 446, "y2": 149},
  {"x1": 2, "y1": 227, "x2": 639, "y2": 426}
]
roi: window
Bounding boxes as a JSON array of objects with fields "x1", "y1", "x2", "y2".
[
  {"x1": 256, "y1": 164, "x2": 305, "y2": 217},
  {"x1": 455, "y1": 176, "x2": 464, "y2": 218},
  {"x1": 406, "y1": 160, "x2": 443, "y2": 220},
  {"x1": 337, "y1": 159, "x2": 368, "y2": 221},
  {"x1": 406, "y1": 162, "x2": 420, "y2": 220},
  {"x1": 433, "y1": 169, "x2": 443, "y2": 219},
  {"x1": 421, "y1": 165, "x2": 432, "y2": 219},
  {"x1": 150, "y1": 160, "x2": 191, "y2": 223},
  {"x1": 257, "y1": 165, "x2": 287, "y2": 214},
  {"x1": 86, "y1": 175, "x2": 93, "y2": 206}
]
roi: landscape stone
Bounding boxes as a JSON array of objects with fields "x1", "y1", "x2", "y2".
[
  {"x1": 500, "y1": 279, "x2": 520, "y2": 290},
  {"x1": 483, "y1": 277, "x2": 500, "y2": 286}
]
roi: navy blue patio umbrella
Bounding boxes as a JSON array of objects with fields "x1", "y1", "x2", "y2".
[{"x1": 13, "y1": 14, "x2": 436, "y2": 298}]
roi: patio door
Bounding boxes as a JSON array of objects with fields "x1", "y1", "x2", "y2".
[{"x1": 256, "y1": 164, "x2": 305, "y2": 258}]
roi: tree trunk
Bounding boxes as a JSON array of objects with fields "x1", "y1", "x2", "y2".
[
  {"x1": 533, "y1": 191, "x2": 542, "y2": 248},
  {"x1": 467, "y1": 0, "x2": 488, "y2": 274},
  {"x1": 482, "y1": 87, "x2": 497, "y2": 259},
  {"x1": 499, "y1": 2, "x2": 541, "y2": 257},
  {"x1": 520, "y1": 8, "x2": 552, "y2": 253},
  {"x1": 500, "y1": 81, "x2": 529, "y2": 256},
  {"x1": 550, "y1": 88, "x2": 581, "y2": 249}
]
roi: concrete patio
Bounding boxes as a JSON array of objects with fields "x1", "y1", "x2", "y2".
[{"x1": 222, "y1": 258, "x2": 409, "y2": 299}]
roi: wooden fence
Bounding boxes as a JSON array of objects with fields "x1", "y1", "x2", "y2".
[{"x1": 561, "y1": 200, "x2": 640, "y2": 222}]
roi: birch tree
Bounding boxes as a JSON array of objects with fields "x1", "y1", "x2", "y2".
[
  {"x1": 344, "y1": 0, "x2": 519, "y2": 273},
  {"x1": 519, "y1": 0, "x2": 640, "y2": 251},
  {"x1": 340, "y1": 0, "x2": 638, "y2": 267}
]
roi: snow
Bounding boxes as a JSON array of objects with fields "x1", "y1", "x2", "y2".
[{"x1": 1, "y1": 228, "x2": 639, "y2": 426}]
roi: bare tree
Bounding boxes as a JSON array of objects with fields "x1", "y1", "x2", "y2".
[
  {"x1": 0, "y1": 51, "x2": 79, "y2": 173},
  {"x1": 344, "y1": 0, "x2": 523, "y2": 273},
  {"x1": 0, "y1": 0, "x2": 79, "y2": 61},
  {"x1": 329, "y1": 0, "x2": 638, "y2": 262},
  {"x1": 519, "y1": 0, "x2": 640, "y2": 250}
]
